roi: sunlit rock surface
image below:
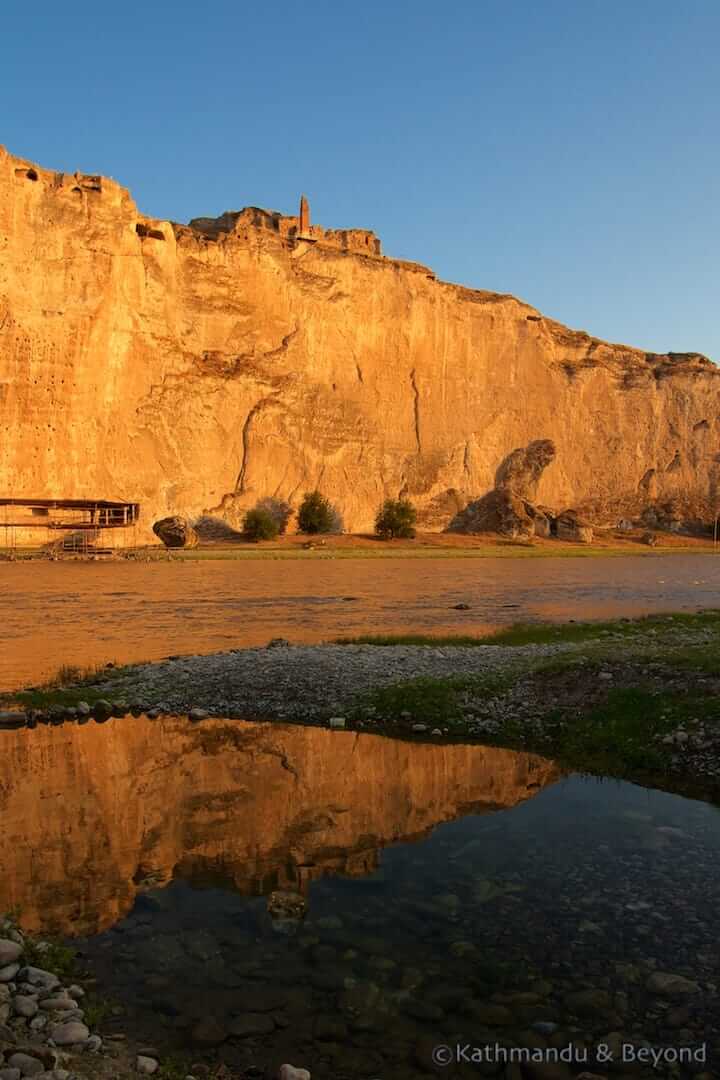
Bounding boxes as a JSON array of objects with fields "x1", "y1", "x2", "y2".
[
  {"x1": 0, "y1": 716, "x2": 561, "y2": 934},
  {"x1": 0, "y1": 146, "x2": 718, "y2": 541}
]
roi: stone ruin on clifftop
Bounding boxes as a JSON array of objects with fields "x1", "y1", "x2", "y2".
[{"x1": 188, "y1": 193, "x2": 383, "y2": 257}]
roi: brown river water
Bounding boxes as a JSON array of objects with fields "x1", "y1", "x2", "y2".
[{"x1": 1, "y1": 553, "x2": 717, "y2": 690}]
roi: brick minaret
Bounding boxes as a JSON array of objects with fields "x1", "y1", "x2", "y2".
[{"x1": 299, "y1": 194, "x2": 310, "y2": 235}]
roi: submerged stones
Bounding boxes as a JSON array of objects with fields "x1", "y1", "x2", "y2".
[
  {"x1": 645, "y1": 971, "x2": 701, "y2": 997},
  {"x1": 189, "y1": 1016, "x2": 227, "y2": 1046},
  {"x1": 267, "y1": 891, "x2": 307, "y2": 921},
  {"x1": 228, "y1": 1012, "x2": 275, "y2": 1038}
]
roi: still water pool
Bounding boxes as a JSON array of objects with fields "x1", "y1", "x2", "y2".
[{"x1": 1, "y1": 716, "x2": 718, "y2": 1078}]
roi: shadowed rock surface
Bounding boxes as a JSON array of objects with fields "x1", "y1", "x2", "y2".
[{"x1": 1, "y1": 146, "x2": 718, "y2": 541}]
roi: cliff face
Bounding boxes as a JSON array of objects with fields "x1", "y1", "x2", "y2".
[
  {"x1": 1, "y1": 146, "x2": 718, "y2": 541},
  {"x1": 0, "y1": 716, "x2": 560, "y2": 934}
]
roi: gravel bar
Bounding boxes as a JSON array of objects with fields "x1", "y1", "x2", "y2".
[{"x1": 85, "y1": 641, "x2": 577, "y2": 720}]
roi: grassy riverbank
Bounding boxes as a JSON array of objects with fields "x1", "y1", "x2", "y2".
[
  {"x1": 344, "y1": 611, "x2": 720, "y2": 800},
  {"x1": 4, "y1": 611, "x2": 719, "y2": 804}
]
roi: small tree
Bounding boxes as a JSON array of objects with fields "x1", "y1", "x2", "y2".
[
  {"x1": 242, "y1": 507, "x2": 279, "y2": 542},
  {"x1": 256, "y1": 497, "x2": 293, "y2": 535},
  {"x1": 375, "y1": 498, "x2": 417, "y2": 540},
  {"x1": 297, "y1": 490, "x2": 336, "y2": 534}
]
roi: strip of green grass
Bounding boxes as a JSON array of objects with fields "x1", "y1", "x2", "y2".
[
  {"x1": 0, "y1": 661, "x2": 130, "y2": 709},
  {"x1": 165, "y1": 544, "x2": 704, "y2": 561},
  {"x1": 335, "y1": 633, "x2": 495, "y2": 647},
  {"x1": 351, "y1": 673, "x2": 510, "y2": 727},
  {"x1": 540, "y1": 688, "x2": 720, "y2": 779},
  {"x1": 335, "y1": 610, "x2": 720, "y2": 649}
]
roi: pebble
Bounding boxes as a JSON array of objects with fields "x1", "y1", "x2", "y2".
[
  {"x1": 21, "y1": 968, "x2": 59, "y2": 992},
  {"x1": 228, "y1": 1013, "x2": 275, "y2": 1037},
  {"x1": 39, "y1": 995, "x2": 76, "y2": 1012},
  {"x1": 328, "y1": 717, "x2": 346, "y2": 729},
  {"x1": 136, "y1": 1056, "x2": 159, "y2": 1075},
  {"x1": 6, "y1": 1056, "x2": 44, "y2": 1078},
  {"x1": 49, "y1": 1020, "x2": 89, "y2": 1045},
  {"x1": 645, "y1": 971, "x2": 701, "y2": 996},
  {"x1": 13, "y1": 995, "x2": 38, "y2": 1018},
  {"x1": 278, "y1": 1067, "x2": 311, "y2": 1080},
  {"x1": 0, "y1": 965, "x2": 19, "y2": 983},
  {"x1": 0, "y1": 941, "x2": 22, "y2": 967}
]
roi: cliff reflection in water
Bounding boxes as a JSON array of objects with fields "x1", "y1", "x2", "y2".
[{"x1": 0, "y1": 717, "x2": 561, "y2": 935}]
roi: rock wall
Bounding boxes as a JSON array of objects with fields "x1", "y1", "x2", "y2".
[
  {"x1": 1, "y1": 145, "x2": 718, "y2": 543},
  {"x1": 0, "y1": 716, "x2": 560, "y2": 934}
]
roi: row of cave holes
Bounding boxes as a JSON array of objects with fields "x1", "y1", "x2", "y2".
[
  {"x1": 14, "y1": 176, "x2": 169, "y2": 239},
  {"x1": 15, "y1": 167, "x2": 98, "y2": 198}
]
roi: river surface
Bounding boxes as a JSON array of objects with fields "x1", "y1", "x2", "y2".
[
  {"x1": 0, "y1": 715, "x2": 718, "y2": 1078},
  {"x1": 1, "y1": 553, "x2": 718, "y2": 689}
]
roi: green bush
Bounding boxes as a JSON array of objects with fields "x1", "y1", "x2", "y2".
[
  {"x1": 255, "y1": 497, "x2": 293, "y2": 535},
  {"x1": 375, "y1": 498, "x2": 417, "y2": 540},
  {"x1": 242, "y1": 508, "x2": 279, "y2": 542},
  {"x1": 297, "y1": 490, "x2": 337, "y2": 534}
]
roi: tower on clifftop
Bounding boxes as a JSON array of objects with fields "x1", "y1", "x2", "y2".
[{"x1": 299, "y1": 194, "x2": 310, "y2": 235}]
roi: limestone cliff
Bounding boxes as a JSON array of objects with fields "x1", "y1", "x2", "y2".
[
  {"x1": 1, "y1": 146, "x2": 717, "y2": 542},
  {"x1": 0, "y1": 716, "x2": 560, "y2": 934}
]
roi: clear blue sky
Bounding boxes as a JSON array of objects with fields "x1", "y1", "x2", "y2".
[{"x1": 3, "y1": 1, "x2": 719, "y2": 360}]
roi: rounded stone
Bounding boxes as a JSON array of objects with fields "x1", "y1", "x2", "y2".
[
  {"x1": 0, "y1": 941, "x2": 22, "y2": 967},
  {"x1": 7, "y1": 1055, "x2": 44, "y2": 1078},
  {"x1": 189, "y1": 1017, "x2": 227, "y2": 1046},
  {"x1": 20, "y1": 967, "x2": 60, "y2": 991},
  {"x1": 228, "y1": 1013, "x2": 275, "y2": 1038},
  {"x1": 645, "y1": 971, "x2": 701, "y2": 997},
  {"x1": 278, "y1": 1067, "x2": 311, "y2": 1080},
  {"x1": 136, "y1": 1056, "x2": 159, "y2": 1075},
  {"x1": 12, "y1": 995, "x2": 38, "y2": 1018},
  {"x1": 50, "y1": 1020, "x2": 90, "y2": 1045},
  {"x1": 40, "y1": 995, "x2": 76, "y2": 1012}
]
